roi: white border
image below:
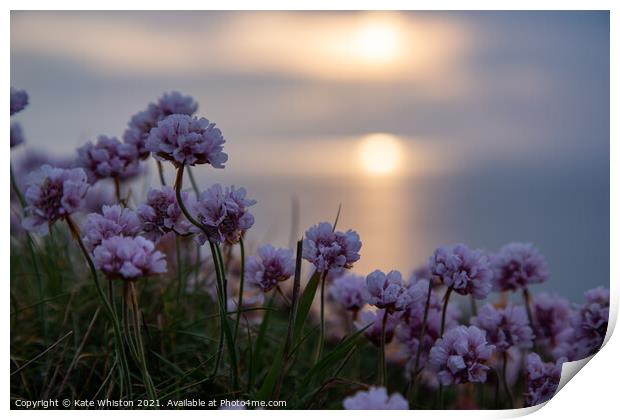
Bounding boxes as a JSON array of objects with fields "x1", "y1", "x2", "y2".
[{"x1": 4, "y1": 2, "x2": 616, "y2": 419}]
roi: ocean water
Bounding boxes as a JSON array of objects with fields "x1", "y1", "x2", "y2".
[{"x1": 189, "y1": 162, "x2": 609, "y2": 303}]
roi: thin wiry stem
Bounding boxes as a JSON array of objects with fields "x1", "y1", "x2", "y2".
[
  {"x1": 129, "y1": 282, "x2": 158, "y2": 400},
  {"x1": 410, "y1": 278, "x2": 433, "y2": 394},
  {"x1": 501, "y1": 351, "x2": 514, "y2": 409},
  {"x1": 174, "y1": 165, "x2": 239, "y2": 389},
  {"x1": 440, "y1": 287, "x2": 453, "y2": 337},
  {"x1": 379, "y1": 309, "x2": 389, "y2": 387},
  {"x1": 274, "y1": 239, "x2": 303, "y2": 399},
  {"x1": 156, "y1": 160, "x2": 166, "y2": 186},
  {"x1": 65, "y1": 215, "x2": 132, "y2": 399},
  {"x1": 186, "y1": 165, "x2": 200, "y2": 196},
  {"x1": 233, "y1": 237, "x2": 246, "y2": 342},
  {"x1": 315, "y1": 271, "x2": 328, "y2": 363}
]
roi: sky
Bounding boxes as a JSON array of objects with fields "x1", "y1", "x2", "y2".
[{"x1": 10, "y1": 11, "x2": 609, "y2": 301}]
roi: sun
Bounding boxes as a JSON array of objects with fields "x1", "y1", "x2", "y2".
[
  {"x1": 358, "y1": 133, "x2": 403, "y2": 176},
  {"x1": 352, "y1": 19, "x2": 401, "y2": 64}
]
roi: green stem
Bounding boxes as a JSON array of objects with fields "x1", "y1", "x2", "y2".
[
  {"x1": 65, "y1": 215, "x2": 132, "y2": 399},
  {"x1": 129, "y1": 282, "x2": 158, "y2": 400},
  {"x1": 501, "y1": 351, "x2": 514, "y2": 409},
  {"x1": 440, "y1": 287, "x2": 453, "y2": 337},
  {"x1": 410, "y1": 279, "x2": 433, "y2": 397},
  {"x1": 174, "y1": 165, "x2": 239, "y2": 389},
  {"x1": 315, "y1": 272, "x2": 328, "y2": 363},
  {"x1": 186, "y1": 165, "x2": 200, "y2": 196},
  {"x1": 175, "y1": 235, "x2": 183, "y2": 304},
  {"x1": 156, "y1": 161, "x2": 166, "y2": 186},
  {"x1": 379, "y1": 309, "x2": 389, "y2": 387},
  {"x1": 233, "y1": 238, "x2": 246, "y2": 342}
]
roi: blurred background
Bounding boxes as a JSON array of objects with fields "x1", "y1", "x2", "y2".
[{"x1": 10, "y1": 11, "x2": 609, "y2": 301}]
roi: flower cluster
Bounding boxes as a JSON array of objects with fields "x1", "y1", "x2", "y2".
[
  {"x1": 83, "y1": 205, "x2": 141, "y2": 251},
  {"x1": 471, "y1": 304, "x2": 534, "y2": 351},
  {"x1": 524, "y1": 353, "x2": 564, "y2": 406},
  {"x1": 76, "y1": 135, "x2": 141, "y2": 183},
  {"x1": 532, "y1": 293, "x2": 573, "y2": 358},
  {"x1": 22, "y1": 165, "x2": 89, "y2": 235},
  {"x1": 570, "y1": 287, "x2": 609, "y2": 357},
  {"x1": 303, "y1": 222, "x2": 361, "y2": 274},
  {"x1": 428, "y1": 243, "x2": 492, "y2": 299},
  {"x1": 124, "y1": 92, "x2": 198, "y2": 160},
  {"x1": 93, "y1": 236, "x2": 167, "y2": 280},
  {"x1": 137, "y1": 186, "x2": 192, "y2": 242},
  {"x1": 190, "y1": 184, "x2": 256, "y2": 244},
  {"x1": 343, "y1": 387, "x2": 409, "y2": 410},
  {"x1": 330, "y1": 273, "x2": 368, "y2": 311},
  {"x1": 146, "y1": 114, "x2": 228, "y2": 168},
  {"x1": 429, "y1": 325, "x2": 495, "y2": 385},
  {"x1": 246, "y1": 244, "x2": 295, "y2": 292},
  {"x1": 366, "y1": 270, "x2": 412, "y2": 312},
  {"x1": 492, "y1": 242, "x2": 548, "y2": 292},
  {"x1": 11, "y1": 87, "x2": 28, "y2": 115}
]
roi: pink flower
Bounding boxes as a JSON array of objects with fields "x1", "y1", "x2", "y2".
[
  {"x1": 245, "y1": 245, "x2": 295, "y2": 292},
  {"x1": 343, "y1": 387, "x2": 409, "y2": 410},
  {"x1": 429, "y1": 325, "x2": 495, "y2": 385},
  {"x1": 92, "y1": 236, "x2": 167, "y2": 280},
  {"x1": 22, "y1": 165, "x2": 89, "y2": 235},
  {"x1": 83, "y1": 205, "x2": 141, "y2": 252},
  {"x1": 428, "y1": 243, "x2": 493, "y2": 299},
  {"x1": 190, "y1": 184, "x2": 256, "y2": 244},
  {"x1": 471, "y1": 304, "x2": 534, "y2": 351},
  {"x1": 492, "y1": 242, "x2": 548, "y2": 292},
  {"x1": 137, "y1": 186, "x2": 192, "y2": 242},
  {"x1": 330, "y1": 273, "x2": 368, "y2": 311},
  {"x1": 76, "y1": 135, "x2": 141, "y2": 183},
  {"x1": 11, "y1": 87, "x2": 28, "y2": 115},
  {"x1": 124, "y1": 92, "x2": 198, "y2": 160},
  {"x1": 524, "y1": 353, "x2": 565, "y2": 406},
  {"x1": 366, "y1": 269, "x2": 412, "y2": 312},
  {"x1": 302, "y1": 222, "x2": 361, "y2": 274},
  {"x1": 146, "y1": 114, "x2": 227, "y2": 168}
]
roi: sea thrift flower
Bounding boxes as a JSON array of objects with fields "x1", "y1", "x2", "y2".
[
  {"x1": 396, "y1": 280, "x2": 460, "y2": 369},
  {"x1": 137, "y1": 186, "x2": 192, "y2": 242},
  {"x1": 524, "y1": 353, "x2": 565, "y2": 406},
  {"x1": 532, "y1": 293, "x2": 573, "y2": 355},
  {"x1": 190, "y1": 184, "x2": 256, "y2": 244},
  {"x1": 76, "y1": 135, "x2": 141, "y2": 183},
  {"x1": 571, "y1": 287, "x2": 609, "y2": 357},
  {"x1": 22, "y1": 165, "x2": 89, "y2": 235},
  {"x1": 245, "y1": 244, "x2": 295, "y2": 292},
  {"x1": 330, "y1": 273, "x2": 368, "y2": 311},
  {"x1": 355, "y1": 308, "x2": 400, "y2": 347},
  {"x1": 93, "y1": 236, "x2": 167, "y2": 280},
  {"x1": 343, "y1": 387, "x2": 409, "y2": 410},
  {"x1": 471, "y1": 304, "x2": 534, "y2": 351},
  {"x1": 429, "y1": 325, "x2": 495, "y2": 385},
  {"x1": 83, "y1": 205, "x2": 141, "y2": 252},
  {"x1": 302, "y1": 222, "x2": 361, "y2": 274},
  {"x1": 124, "y1": 92, "x2": 198, "y2": 160},
  {"x1": 10, "y1": 123, "x2": 24, "y2": 148},
  {"x1": 492, "y1": 242, "x2": 548, "y2": 292},
  {"x1": 10, "y1": 87, "x2": 28, "y2": 115},
  {"x1": 366, "y1": 270, "x2": 412, "y2": 312},
  {"x1": 146, "y1": 114, "x2": 227, "y2": 168},
  {"x1": 428, "y1": 243, "x2": 493, "y2": 299}
]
